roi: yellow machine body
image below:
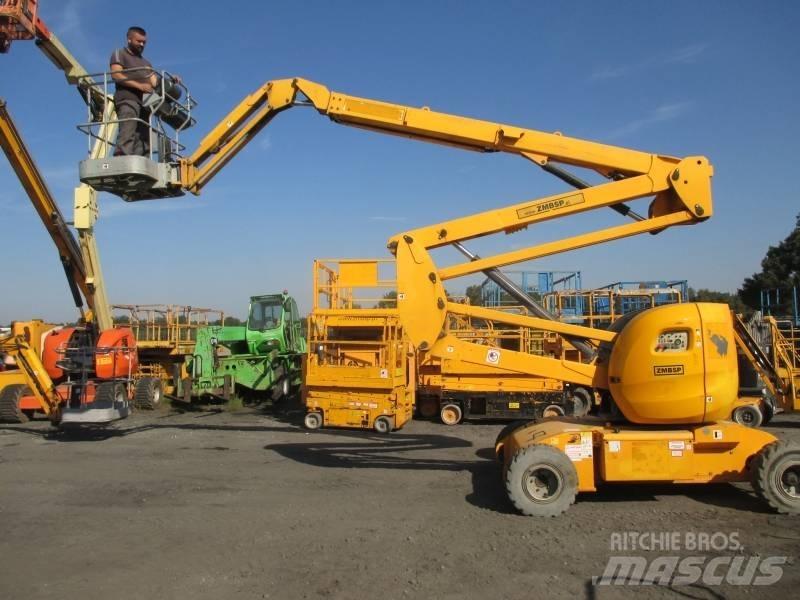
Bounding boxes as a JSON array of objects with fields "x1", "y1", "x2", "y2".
[
  {"x1": 0, "y1": 320, "x2": 60, "y2": 390},
  {"x1": 497, "y1": 419, "x2": 778, "y2": 489},
  {"x1": 303, "y1": 260, "x2": 415, "y2": 432},
  {"x1": 607, "y1": 303, "x2": 738, "y2": 425}
]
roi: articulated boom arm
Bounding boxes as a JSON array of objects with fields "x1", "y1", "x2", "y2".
[
  {"x1": 0, "y1": 99, "x2": 89, "y2": 315},
  {"x1": 181, "y1": 77, "x2": 708, "y2": 196},
  {"x1": 181, "y1": 77, "x2": 713, "y2": 387},
  {"x1": 1, "y1": 1, "x2": 105, "y2": 105},
  {"x1": 2, "y1": 2, "x2": 117, "y2": 330},
  {"x1": 390, "y1": 149, "x2": 712, "y2": 356}
]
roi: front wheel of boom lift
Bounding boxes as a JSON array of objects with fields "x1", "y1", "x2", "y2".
[
  {"x1": 505, "y1": 444, "x2": 578, "y2": 517},
  {"x1": 751, "y1": 441, "x2": 800, "y2": 514}
]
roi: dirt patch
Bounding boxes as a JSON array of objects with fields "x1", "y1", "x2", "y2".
[{"x1": 0, "y1": 408, "x2": 798, "y2": 599}]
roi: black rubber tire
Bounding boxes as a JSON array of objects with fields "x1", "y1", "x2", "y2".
[
  {"x1": 374, "y1": 415, "x2": 392, "y2": 434},
  {"x1": 505, "y1": 444, "x2": 578, "y2": 517},
  {"x1": 569, "y1": 387, "x2": 593, "y2": 417},
  {"x1": 440, "y1": 403, "x2": 463, "y2": 426},
  {"x1": 134, "y1": 377, "x2": 162, "y2": 410},
  {"x1": 0, "y1": 384, "x2": 31, "y2": 423},
  {"x1": 751, "y1": 441, "x2": 800, "y2": 514},
  {"x1": 417, "y1": 396, "x2": 439, "y2": 419},
  {"x1": 494, "y1": 419, "x2": 532, "y2": 449},
  {"x1": 95, "y1": 381, "x2": 126, "y2": 407},
  {"x1": 761, "y1": 397, "x2": 776, "y2": 425},
  {"x1": 732, "y1": 404, "x2": 763, "y2": 428},
  {"x1": 304, "y1": 411, "x2": 323, "y2": 430}
]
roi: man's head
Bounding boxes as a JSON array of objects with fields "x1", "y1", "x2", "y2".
[{"x1": 126, "y1": 26, "x2": 147, "y2": 56}]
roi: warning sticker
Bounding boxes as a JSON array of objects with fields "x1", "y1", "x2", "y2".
[
  {"x1": 608, "y1": 440, "x2": 621, "y2": 453},
  {"x1": 668, "y1": 441, "x2": 685, "y2": 450},
  {"x1": 671, "y1": 450, "x2": 684, "y2": 457},
  {"x1": 485, "y1": 349, "x2": 501, "y2": 364},
  {"x1": 565, "y1": 445, "x2": 584, "y2": 461},
  {"x1": 565, "y1": 433, "x2": 594, "y2": 461}
]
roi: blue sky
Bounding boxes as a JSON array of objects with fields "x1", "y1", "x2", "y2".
[{"x1": 1, "y1": 0, "x2": 798, "y2": 323}]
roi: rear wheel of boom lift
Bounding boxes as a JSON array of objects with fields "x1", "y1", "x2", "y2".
[
  {"x1": 751, "y1": 441, "x2": 800, "y2": 514},
  {"x1": 374, "y1": 415, "x2": 393, "y2": 434},
  {"x1": 505, "y1": 444, "x2": 578, "y2": 517},
  {"x1": 304, "y1": 411, "x2": 323, "y2": 430},
  {"x1": 440, "y1": 403, "x2": 462, "y2": 426},
  {"x1": 134, "y1": 377, "x2": 162, "y2": 410},
  {"x1": 733, "y1": 404, "x2": 763, "y2": 428},
  {"x1": 0, "y1": 384, "x2": 31, "y2": 423}
]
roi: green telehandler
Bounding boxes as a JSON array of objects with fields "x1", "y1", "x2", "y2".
[{"x1": 180, "y1": 292, "x2": 305, "y2": 404}]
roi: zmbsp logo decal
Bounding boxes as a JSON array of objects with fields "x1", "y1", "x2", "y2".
[
  {"x1": 516, "y1": 193, "x2": 585, "y2": 219},
  {"x1": 654, "y1": 364, "x2": 685, "y2": 376}
]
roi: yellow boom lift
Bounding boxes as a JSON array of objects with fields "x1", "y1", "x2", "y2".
[{"x1": 78, "y1": 75, "x2": 800, "y2": 514}]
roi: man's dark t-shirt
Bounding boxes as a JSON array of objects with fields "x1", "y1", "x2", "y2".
[{"x1": 109, "y1": 47, "x2": 154, "y2": 104}]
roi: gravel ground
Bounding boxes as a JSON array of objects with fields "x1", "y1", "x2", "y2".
[{"x1": 0, "y1": 406, "x2": 798, "y2": 600}]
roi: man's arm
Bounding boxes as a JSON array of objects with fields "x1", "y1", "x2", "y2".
[{"x1": 110, "y1": 62, "x2": 154, "y2": 93}]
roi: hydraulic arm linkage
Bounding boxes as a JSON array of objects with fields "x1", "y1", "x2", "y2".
[
  {"x1": 83, "y1": 77, "x2": 712, "y2": 386},
  {"x1": 179, "y1": 78, "x2": 712, "y2": 384}
]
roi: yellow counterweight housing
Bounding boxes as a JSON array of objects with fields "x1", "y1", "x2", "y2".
[{"x1": 608, "y1": 303, "x2": 738, "y2": 425}]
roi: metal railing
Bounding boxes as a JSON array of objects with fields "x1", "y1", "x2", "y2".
[
  {"x1": 76, "y1": 68, "x2": 196, "y2": 162},
  {"x1": 313, "y1": 258, "x2": 397, "y2": 310},
  {"x1": 112, "y1": 304, "x2": 224, "y2": 351}
]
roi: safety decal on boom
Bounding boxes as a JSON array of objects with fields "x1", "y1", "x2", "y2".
[
  {"x1": 516, "y1": 193, "x2": 585, "y2": 219},
  {"x1": 485, "y1": 348, "x2": 501, "y2": 364}
]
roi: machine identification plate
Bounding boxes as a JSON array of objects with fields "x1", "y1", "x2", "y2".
[
  {"x1": 516, "y1": 193, "x2": 585, "y2": 219},
  {"x1": 654, "y1": 364, "x2": 684, "y2": 376}
]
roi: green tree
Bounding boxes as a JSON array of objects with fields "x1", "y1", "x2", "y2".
[
  {"x1": 739, "y1": 213, "x2": 800, "y2": 313},
  {"x1": 465, "y1": 284, "x2": 483, "y2": 306},
  {"x1": 212, "y1": 316, "x2": 244, "y2": 326},
  {"x1": 688, "y1": 288, "x2": 748, "y2": 314},
  {"x1": 377, "y1": 291, "x2": 397, "y2": 309}
]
